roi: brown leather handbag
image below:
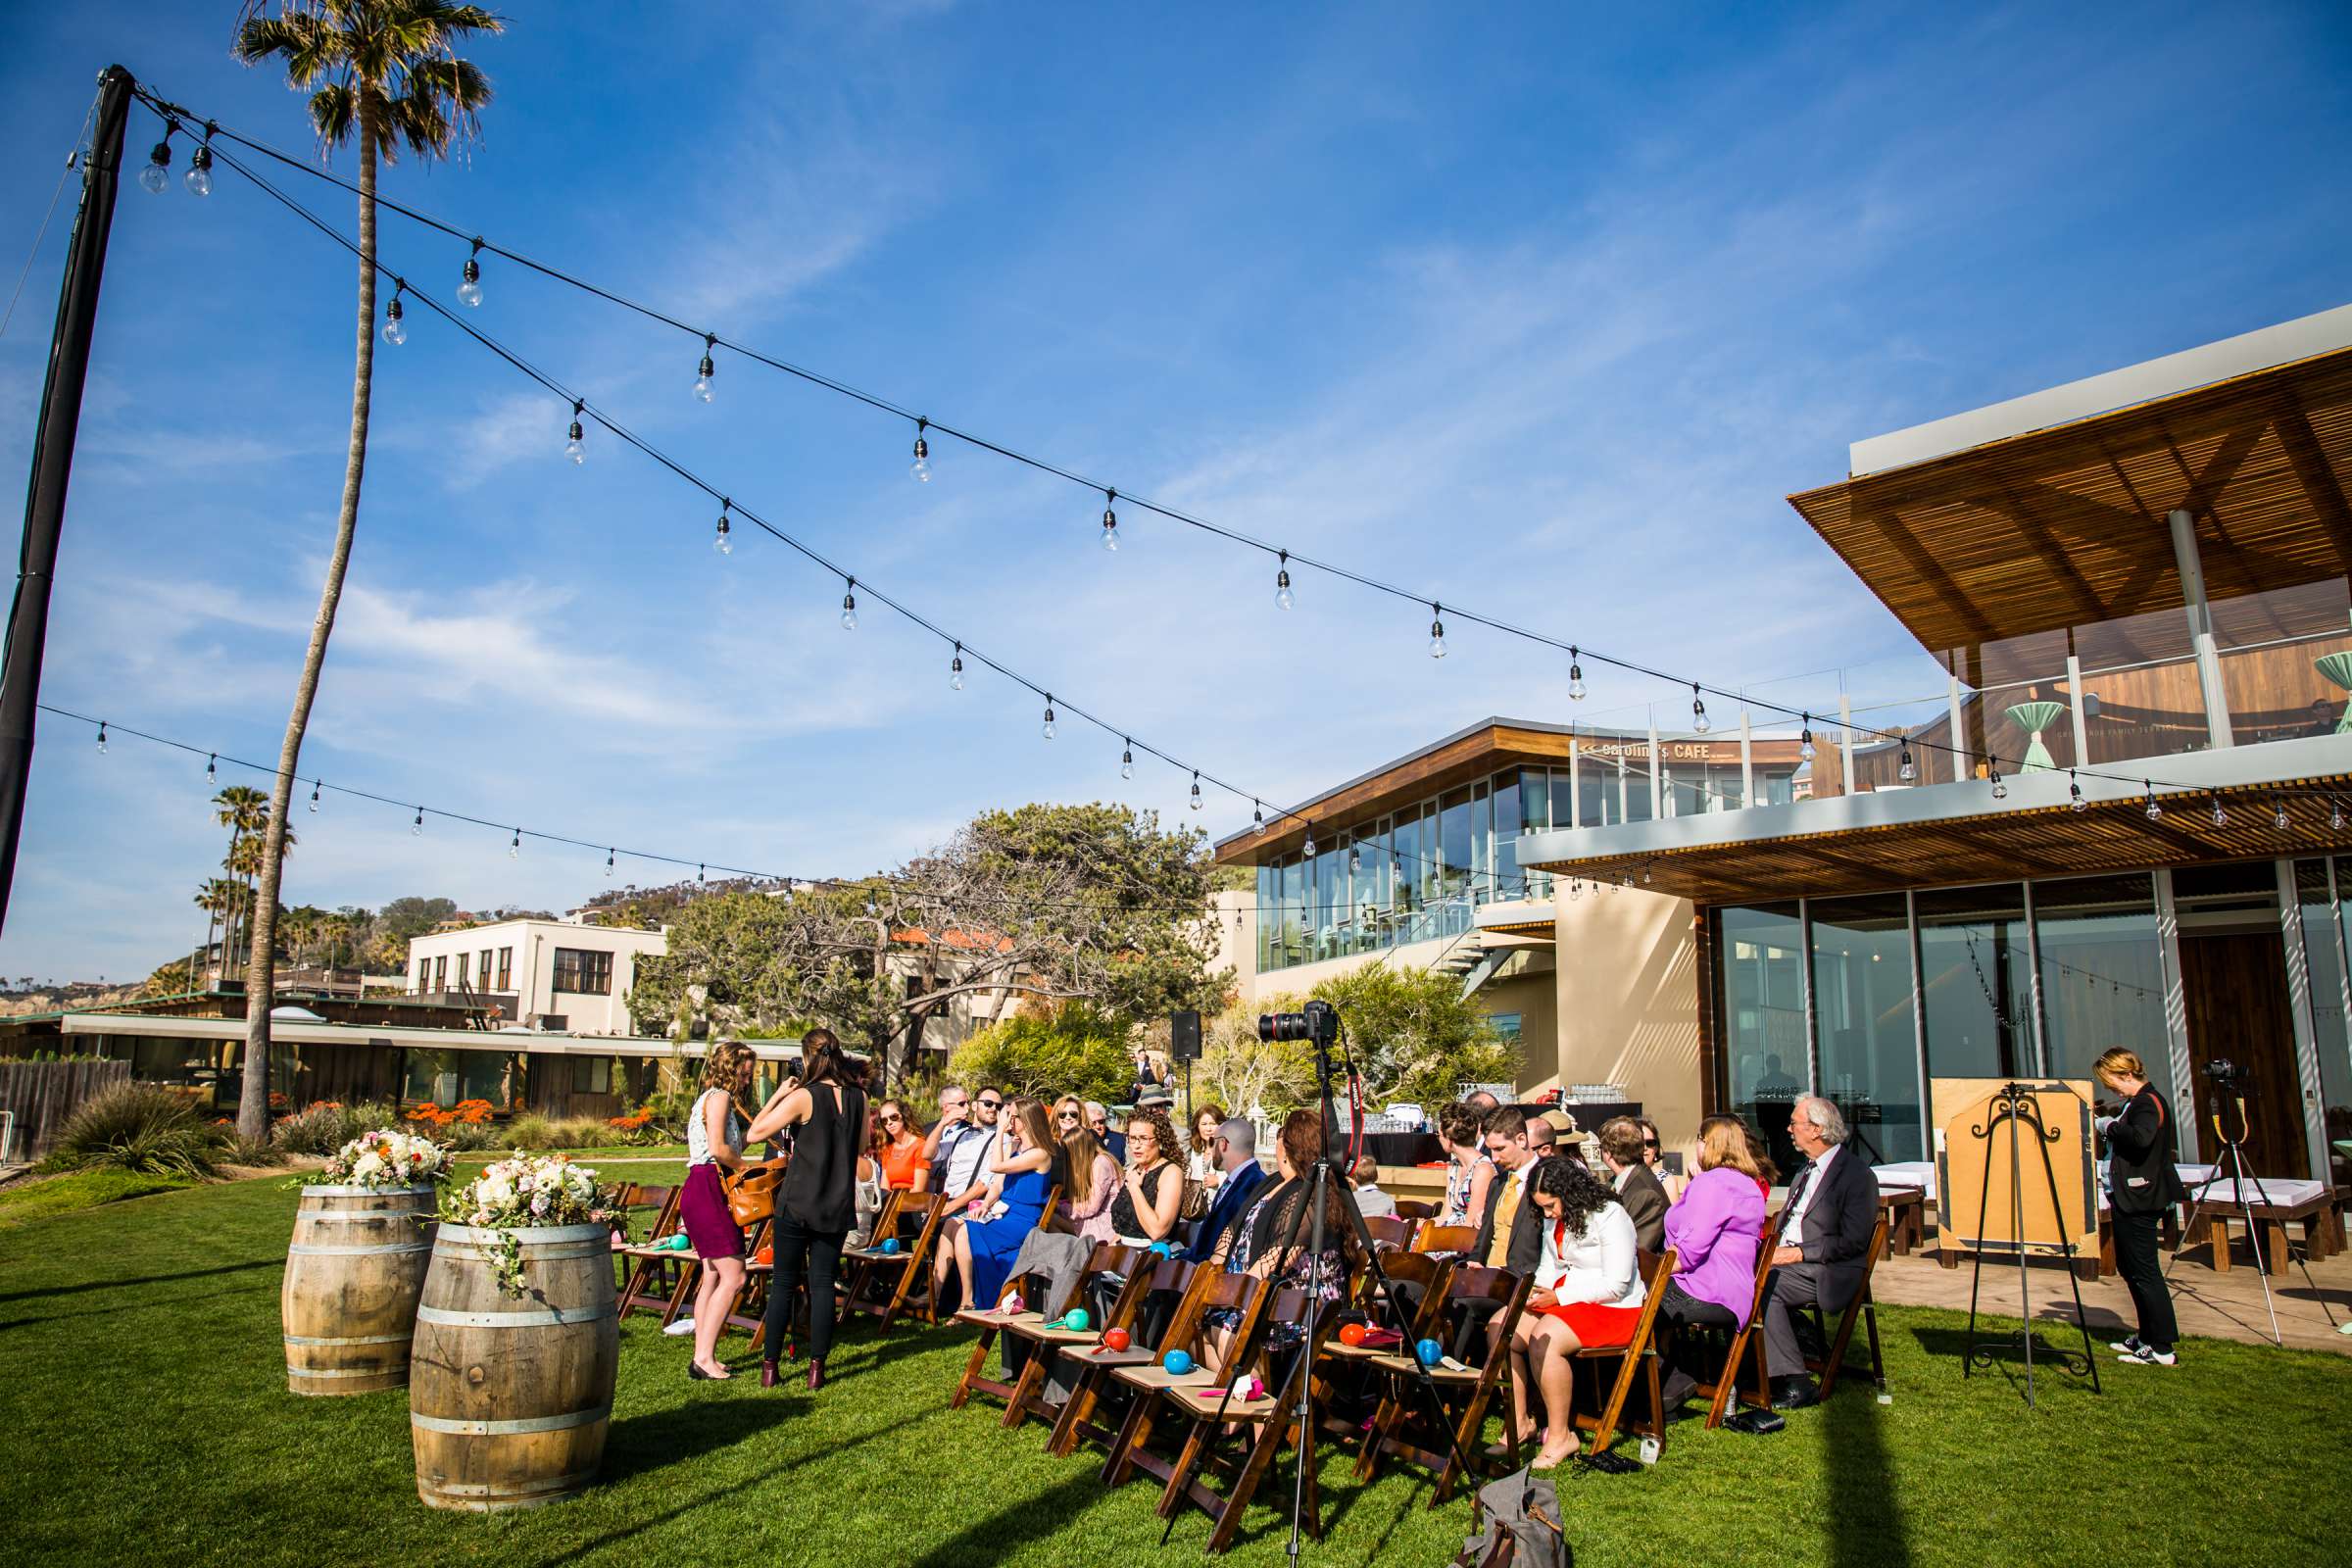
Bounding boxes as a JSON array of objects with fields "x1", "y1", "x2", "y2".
[{"x1": 723, "y1": 1157, "x2": 787, "y2": 1227}]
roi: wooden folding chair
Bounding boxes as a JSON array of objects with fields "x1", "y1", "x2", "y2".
[
  {"x1": 1394, "y1": 1199, "x2": 1439, "y2": 1222},
  {"x1": 979, "y1": 1243, "x2": 1148, "y2": 1434},
  {"x1": 1413, "y1": 1223, "x2": 1480, "y2": 1256},
  {"x1": 1353, "y1": 1264, "x2": 1530, "y2": 1505},
  {"x1": 1048, "y1": 1255, "x2": 1198, "y2": 1459},
  {"x1": 941, "y1": 1187, "x2": 1065, "y2": 1414},
  {"x1": 1101, "y1": 1269, "x2": 1272, "y2": 1493},
  {"x1": 1154, "y1": 1287, "x2": 1342, "y2": 1554},
  {"x1": 1699, "y1": 1233, "x2": 1779, "y2": 1428},
  {"x1": 1362, "y1": 1214, "x2": 1415, "y2": 1251},
  {"x1": 1808, "y1": 1212, "x2": 1888, "y2": 1399},
  {"x1": 1568, "y1": 1247, "x2": 1676, "y2": 1457},
  {"x1": 1319, "y1": 1251, "x2": 1450, "y2": 1445},
  {"x1": 841, "y1": 1190, "x2": 948, "y2": 1333},
  {"x1": 613, "y1": 1185, "x2": 689, "y2": 1321}
]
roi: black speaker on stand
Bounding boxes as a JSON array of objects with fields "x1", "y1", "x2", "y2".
[{"x1": 1170, "y1": 1008, "x2": 1201, "y2": 1122}]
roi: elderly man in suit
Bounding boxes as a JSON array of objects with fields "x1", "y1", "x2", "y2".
[
  {"x1": 1598, "y1": 1117, "x2": 1668, "y2": 1253},
  {"x1": 1760, "y1": 1096, "x2": 1879, "y2": 1409}
]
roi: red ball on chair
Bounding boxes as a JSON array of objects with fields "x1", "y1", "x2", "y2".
[
  {"x1": 1102, "y1": 1327, "x2": 1131, "y2": 1351},
  {"x1": 1338, "y1": 1322, "x2": 1369, "y2": 1348}
]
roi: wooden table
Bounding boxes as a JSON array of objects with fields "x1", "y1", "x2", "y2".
[
  {"x1": 1876, "y1": 1186, "x2": 1927, "y2": 1257},
  {"x1": 2183, "y1": 1183, "x2": 2344, "y2": 1273}
]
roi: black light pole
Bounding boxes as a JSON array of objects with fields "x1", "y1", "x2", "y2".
[{"x1": 0, "y1": 65, "x2": 135, "y2": 933}]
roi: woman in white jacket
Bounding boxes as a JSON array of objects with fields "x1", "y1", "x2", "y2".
[{"x1": 1507, "y1": 1155, "x2": 1646, "y2": 1468}]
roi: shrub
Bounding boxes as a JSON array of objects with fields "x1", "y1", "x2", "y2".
[
  {"x1": 1309, "y1": 962, "x2": 1523, "y2": 1109},
  {"x1": 223, "y1": 1134, "x2": 288, "y2": 1168},
  {"x1": 946, "y1": 1004, "x2": 1135, "y2": 1106},
  {"x1": 273, "y1": 1101, "x2": 397, "y2": 1155},
  {"x1": 43, "y1": 1083, "x2": 222, "y2": 1178}
]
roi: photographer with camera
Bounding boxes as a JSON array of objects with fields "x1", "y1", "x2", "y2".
[{"x1": 2094, "y1": 1048, "x2": 2187, "y2": 1367}]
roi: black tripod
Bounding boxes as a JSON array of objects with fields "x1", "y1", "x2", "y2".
[
  {"x1": 2164, "y1": 1092, "x2": 2335, "y2": 1346},
  {"x1": 1961, "y1": 1082, "x2": 2099, "y2": 1409},
  {"x1": 1163, "y1": 1004, "x2": 1471, "y2": 1561}
]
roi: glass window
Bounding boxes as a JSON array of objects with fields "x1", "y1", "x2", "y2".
[
  {"x1": 1439, "y1": 790, "x2": 1472, "y2": 906},
  {"x1": 433, "y1": 955, "x2": 448, "y2": 990},
  {"x1": 1625, "y1": 769, "x2": 1653, "y2": 824},
  {"x1": 1471, "y1": 782, "x2": 1492, "y2": 899},
  {"x1": 2034, "y1": 873, "x2": 2171, "y2": 1093},
  {"x1": 414, "y1": 958, "x2": 426, "y2": 993},
  {"x1": 570, "y1": 1054, "x2": 612, "y2": 1095},
  {"x1": 457, "y1": 953, "x2": 470, "y2": 989},
  {"x1": 551, "y1": 948, "x2": 613, "y2": 996},
  {"x1": 1665, "y1": 763, "x2": 1707, "y2": 818},
  {"x1": 2296, "y1": 860, "x2": 2352, "y2": 1189},
  {"x1": 1718, "y1": 903, "x2": 1808, "y2": 1177},
  {"x1": 1578, "y1": 760, "x2": 1613, "y2": 828},
  {"x1": 1915, "y1": 885, "x2": 2033, "y2": 1080},
  {"x1": 402, "y1": 1049, "x2": 516, "y2": 1109},
  {"x1": 1810, "y1": 893, "x2": 1924, "y2": 1163},
  {"x1": 479, "y1": 949, "x2": 493, "y2": 985},
  {"x1": 497, "y1": 947, "x2": 514, "y2": 990},
  {"x1": 1488, "y1": 1012, "x2": 1524, "y2": 1043},
  {"x1": 1493, "y1": 773, "x2": 1521, "y2": 901},
  {"x1": 1256, "y1": 865, "x2": 1276, "y2": 971},
  {"x1": 1392, "y1": 810, "x2": 1420, "y2": 915}
]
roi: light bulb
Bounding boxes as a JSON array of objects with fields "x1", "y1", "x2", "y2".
[
  {"x1": 1252, "y1": 804, "x2": 1266, "y2": 836},
  {"x1": 695, "y1": 337, "x2": 716, "y2": 403},
  {"x1": 2069, "y1": 772, "x2": 2086, "y2": 812},
  {"x1": 206, "y1": 754, "x2": 217, "y2": 784},
  {"x1": 714, "y1": 509, "x2": 732, "y2": 556},
  {"x1": 309, "y1": 781, "x2": 320, "y2": 813},
  {"x1": 510, "y1": 829, "x2": 520, "y2": 858},
  {"x1": 950, "y1": 648, "x2": 964, "y2": 691},
  {"x1": 1190, "y1": 773, "x2": 1202, "y2": 810},
  {"x1": 184, "y1": 145, "x2": 213, "y2": 197},
  {"x1": 2210, "y1": 794, "x2": 2227, "y2": 827},
  {"x1": 1042, "y1": 698, "x2": 1056, "y2": 740},
  {"x1": 2334, "y1": 801, "x2": 2347, "y2": 832},
  {"x1": 565, "y1": 421, "x2": 584, "y2": 465},
  {"x1": 458, "y1": 250, "x2": 483, "y2": 308},
  {"x1": 1429, "y1": 605, "x2": 1446, "y2": 660},
  {"x1": 412, "y1": 808, "x2": 424, "y2": 836},
  {"x1": 911, "y1": 422, "x2": 931, "y2": 482},
  {"x1": 2145, "y1": 785, "x2": 2161, "y2": 820},
  {"x1": 1348, "y1": 847, "x2": 1362, "y2": 874},
  {"x1": 1800, "y1": 721, "x2": 1816, "y2": 762},
  {"x1": 139, "y1": 140, "x2": 171, "y2": 194},
  {"x1": 381, "y1": 295, "x2": 405, "y2": 346},
  {"x1": 1897, "y1": 747, "x2": 1915, "y2": 782},
  {"x1": 606, "y1": 849, "x2": 615, "y2": 878},
  {"x1": 1120, "y1": 744, "x2": 1134, "y2": 780},
  {"x1": 1569, "y1": 652, "x2": 1586, "y2": 702},
  {"x1": 1102, "y1": 492, "x2": 1118, "y2": 552},
  {"x1": 1691, "y1": 686, "x2": 1710, "y2": 735},
  {"x1": 95, "y1": 722, "x2": 107, "y2": 755},
  {"x1": 1303, "y1": 828, "x2": 1317, "y2": 858},
  {"x1": 1276, "y1": 552, "x2": 1294, "y2": 611},
  {"x1": 2274, "y1": 799, "x2": 2290, "y2": 831},
  {"x1": 841, "y1": 581, "x2": 858, "y2": 631},
  {"x1": 1990, "y1": 769, "x2": 2007, "y2": 800}
]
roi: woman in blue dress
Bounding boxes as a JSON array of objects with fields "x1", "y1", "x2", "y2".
[{"x1": 955, "y1": 1098, "x2": 1055, "y2": 1312}]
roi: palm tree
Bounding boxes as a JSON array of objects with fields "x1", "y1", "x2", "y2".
[
  {"x1": 211, "y1": 785, "x2": 269, "y2": 976},
  {"x1": 229, "y1": 1, "x2": 502, "y2": 1141}
]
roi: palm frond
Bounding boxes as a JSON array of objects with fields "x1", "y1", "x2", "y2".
[{"x1": 307, "y1": 82, "x2": 359, "y2": 151}]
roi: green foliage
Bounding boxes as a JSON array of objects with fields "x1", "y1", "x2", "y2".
[
  {"x1": 1196, "y1": 998, "x2": 1320, "y2": 1119},
  {"x1": 271, "y1": 1100, "x2": 398, "y2": 1155},
  {"x1": 42, "y1": 1084, "x2": 222, "y2": 1178},
  {"x1": 946, "y1": 1004, "x2": 1135, "y2": 1105},
  {"x1": 1306, "y1": 961, "x2": 1521, "y2": 1107}
]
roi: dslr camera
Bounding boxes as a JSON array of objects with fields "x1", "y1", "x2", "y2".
[
  {"x1": 2202, "y1": 1056, "x2": 2249, "y2": 1094},
  {"x1": 1258, "y1": 999, "x2": 1340, "y2": 1050}
]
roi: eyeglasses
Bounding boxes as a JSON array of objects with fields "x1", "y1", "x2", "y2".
[
  {"x1": 1642, "y1": 1138, "x2": 1660, "y2": 1149},
  {"x1": 1057, "y1": 1111, "x2": 1080, "y2": 1121},
  {"x1": 977, "y1": 1098, "x2": 1002, "y2": 1108},
  {"x1": 880, "y1": 1112, "x2": 903, "y2": 1124}
]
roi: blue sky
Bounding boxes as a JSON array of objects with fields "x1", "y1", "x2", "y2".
[{"x1": 0, "y1": 2, "x2": 2347, "y2": 984}]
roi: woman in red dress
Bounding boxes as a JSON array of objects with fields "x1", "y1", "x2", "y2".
[{"x1": 1507, "y1": 1155, "x2": 1646, "y2": 1468}]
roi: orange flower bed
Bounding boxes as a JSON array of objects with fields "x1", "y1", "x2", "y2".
[
  {"x1": 404, "y1": 1100, "x2": 496, "y2": 1128},
  {"x1": 607, "y1": 1104, "x2": 656, "y2": 1131}
]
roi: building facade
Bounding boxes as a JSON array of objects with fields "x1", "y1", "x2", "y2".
[{"x1": 406, "y1": 917, "x2": 667, "y2": 1037}]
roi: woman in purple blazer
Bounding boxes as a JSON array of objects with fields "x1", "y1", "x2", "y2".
[{"x1": 1656, "y1": 1115, "x2": 1771, "y2": 1409}]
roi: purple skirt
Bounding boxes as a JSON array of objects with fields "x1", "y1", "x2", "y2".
[{"x1": 680, "y1": 1163, "x2": 743, "y2": 1259}]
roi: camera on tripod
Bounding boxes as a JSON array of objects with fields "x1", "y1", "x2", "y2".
[
  {"x1": 1257, "y1": 999, "x2": 1339, "y2": 1050},
  {"x1": 2203, "y1": 1056, "x2": 2249, "y2": 1094}
]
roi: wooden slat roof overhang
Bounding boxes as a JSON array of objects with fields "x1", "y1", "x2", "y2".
[{"x1": 1788, "y1": 338, "x2": 2352, "y2": 660}]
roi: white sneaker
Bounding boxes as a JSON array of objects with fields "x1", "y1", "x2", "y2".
[
  {"x1": 663, "y1": 1317, "x2": 696, "y2": 1337},
  {"x1": 2108, "y1": 1335, "x2": 2142, "y2": 1354},
  {"x1": 2117, "y1": 1344, "x2": 2176, "y2": 1366}
]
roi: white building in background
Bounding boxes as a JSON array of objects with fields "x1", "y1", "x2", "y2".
[{"x1": 406, "y1": 916, "x2": 666, "y2": 1037}]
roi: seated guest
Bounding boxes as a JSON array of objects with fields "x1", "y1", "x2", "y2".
[
  {"x1": 1187, "y1": 1103, "x2": 1229, "y2": 1186},
  {"x1": 1056, "y1": 1125, "x2": 1122, "y2": 1243},
  {"x1": 1465, "y1": 1089, "x2": 1502, "y2": 1117},
  {"x1": 1508, "y1": 1156, "x2": 1644, "y2": 1468},
  {"x1": 1201, "y1": 1109, "x2": 1353, "y2": 1372},
  {"x1": 1183, "y1": 1116, "x2": 1269, "y2": 1261},
  {"x1": 1741, "y1": 1123, "x2": 1781, "y2": 1196},
  {"x1": 1759, "y1": 1097, "x2": 1878, "y2": 1409},
  {"x1": 1108, "y1": 1107, "x2": 1184, "y2": 1247},
  {"x1": 873, "y1": 1099, "x2": 929, "y2": 1191},
  {"x1": 1086, "y1": 1101, "x2": 1128, "y2": 1163},
  {"x1": 1441, "y1": 1104, "x2": 1496, "y2": 1229},
  {"x1": 849, "y1": 1134, "x2": 884, "y2": 1250},
  {"x1": 1598, "y1": 1116, "x2": 1669, "y2": 1253},
  {"x1": 1526, "y1": 1113, "x2": 1560, "y2": 1160},
  {"x1": 1478, "y1": 1106, "x2": 1544, "y2": 1277},
  {"x1": 1349, "y1": 1154, "x2": 1396, "y2": 1219},
  {"x1": 1637, "y1": 1116, "x2": 1683, "y2": 1201},
  {"x1": 952, "y1": 1100, "x2": 1055, "y2": 1313},
  {"x1": 1656, "y1": 1115, "x2": 1770, "y2": 1408}
]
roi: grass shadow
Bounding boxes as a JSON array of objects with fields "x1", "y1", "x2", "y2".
[
  {"x1": 902, "y1": 1469, "x2": 1107, "y2": 1568},
  {"x1": 597, "y1": 1387, "x2": 802, "y2": 1483},
  {"x1": 1821, "y1": 1382, "x2": 1909, "y2": 1568},
  {"x1": 0, "y1": 1256, "x2": 278, "y2": 1305}
]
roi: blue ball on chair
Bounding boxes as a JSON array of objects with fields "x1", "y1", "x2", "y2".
[
  {"x1": 1063, "y1": 1308, "x2": 1090, "y2": 1333},
  {"x1": 1163, "y1": 1349, "x2": 1196, "y2": 1376},
  {"x1": 878, "y1": 1237, "x2": 901, "y2": 1254},
  {"x1": 1415, "y1": 1338, "x2": 1444, "y2": 1367}
]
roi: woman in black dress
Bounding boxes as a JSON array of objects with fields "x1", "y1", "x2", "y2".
[{"x1": 747, "y1": 1028, "x2": 868, "y2": 1391}]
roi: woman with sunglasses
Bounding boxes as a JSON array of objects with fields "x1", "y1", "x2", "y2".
[
  {"x1": 954, "y1": 1100, "x2": 1056, "y2": 1312},
  {"x1": 1637, "y1": 1116, "x2": 1683, "y2": 1202},
  {"x1": 873, "y1": 1099, "x2": 930, "y2": 1191}
]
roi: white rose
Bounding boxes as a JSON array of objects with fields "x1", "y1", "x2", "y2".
[{"x1": 353, "y1": 1152, "x2": 386, "y2": 1181}]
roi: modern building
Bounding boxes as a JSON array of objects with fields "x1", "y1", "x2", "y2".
[
  {"x1": 406, "y1": 916, "x2": 667, "y2": 1037},
  {"x1": 1514, "y1": 303, "x2": 2352, "y2": 1184}
]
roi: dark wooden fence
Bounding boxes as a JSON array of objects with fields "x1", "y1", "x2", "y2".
[{"x1": 0, "y1": 1057, "x2": 131, "y2": 1160}]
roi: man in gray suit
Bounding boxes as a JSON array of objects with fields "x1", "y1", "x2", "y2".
[{"x1": 1599, "y1": 1116, "x2": 1668, "y2": 1254}]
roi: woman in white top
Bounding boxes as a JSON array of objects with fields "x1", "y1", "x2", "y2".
[
  {"x1": 677, "y1": 1041, "x2": 774, "y2": 1381},
  {"x1": 1507, "y1": 1155, "x2": 1646, "y2": 1468},
  {"x1": 1187, "y1": 1102, "x2": 1229, "y2": 1186}
]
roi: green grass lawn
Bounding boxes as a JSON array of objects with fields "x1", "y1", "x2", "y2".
[{"x1": 1, "y1": 1174, "x2": 2346, "y2": 1567}]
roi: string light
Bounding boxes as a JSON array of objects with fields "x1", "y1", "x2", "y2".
[
  {"x1": 841, "y1": 578, "x2": 858, "y2": 631},
  {"x1": 1799, "y1": 716, "x2": 1815, "y2": 762},
  {"x1": 1252, "y1": 803, "x2": 1266, "y2": 836},
  {"x1": 95, "y1": 721, "x2": 107, "y2": 756},
  {"x1": 1691, "y1": 683, "x2": 1709, "y2": 735},
  {"x1": 698, "y1": 863, "x2": 707, "y2": 884},
  {"x1": 713, "y1": 500, "x2": 732, "y2": 557},
  {"x1": 910, "y1": 417, "x2": 931, "y2": 482},
  {"x1": 205, "y1": 753, "x2": 217, "y2": 785},
  {"x1": 949, "y1": 644, "x2": 964, "y2": 691},
  {"x1": 139, "y1": 123, "x2": 172, "y2": 194},
  {"x1": 694, "y1": 333, "x2": 715, "y2": 403},
  {"x1": 605, "y1": 847, "x2": 615, "y2": 877},
  {"x1": 1429, "y1": 604, "x2": 1447, "y2": 660},
  {"x1": 1348, "y1": 844, "x2": 1362, "y2": 874},
  {"x1": 510, "y1": 827, "x2": 520, "y2": 858},
  {"x1": 1302, "y1": 825, "x2": 1317, "y2": 858},
  {"x1": 2070, "y1": 770, "x2": 2085, "y2": 812},
  {"x1": 381, "y1": 284, "x2": 406, "y2": 346},
  {"x1": 2209, "y1": 791, "x2": 2228, "y2": 827},
  {"x1": 309, "y1": 779, "x2": 320, "y2": 812},
  {"x1": 1898, "y1": 742, "x2": 1915, "y2": 782},
  {"x1": 1042, "y1": 696, "x2": 1056, "y2": 741},
  {"x1": 2274, "y1": 797, "x2": 2290, "y2": 831},
  {"x1": 457, "y1": 237, "x2": 484, "y2": 308},
  {"x1": 184, "y1": 128, "x2": 213, "y2": 197},
  {"x1": 1569, "y1": 649, "x2": 1586, "y2": 702},
  {"x1": 2334, "y1": 800, "x2": 2347, "y2": 833},
  {"x1": 1101, "y1": 490, "x2": 1118, "y2": 552},
  {"x1": 564, "y1": 400, "x2": 585, "y2": 465},
  {"x1": 412, "y1": 807, "x2": 424, "y2": 836},
  {"x1": 2145, "y1": 782, "x2": 2161, "y2": 820},
  {"x1": 1989, "y1": 768, "x2": 2006, "y2": 801},
  {"x1": 1191, "y1": 772, "x2": 1202, "y2": 810},
  {"x1": 1120, "y1": 741, "x2": 1134, "y2": 780},
  {"x1": 1276, "y1": 551, "x2": 1294, "y2": 612}
]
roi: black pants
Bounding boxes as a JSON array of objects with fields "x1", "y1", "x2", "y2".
[
  {"x1": 2112, "y1": 1208, "x2": 2177, "y2": 1351},
  {"x1": 764, "y1": 1213, "x2": 847, "y2": 1364},
  {"x1": 1657, "y1": 1278, "x2": 1738, "y2": 1398}
]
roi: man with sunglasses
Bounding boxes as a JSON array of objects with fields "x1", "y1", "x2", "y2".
[
  {"x1": 1084, "y1": 1101, "x2": 1126, "y2": 1163},
  {"x1": 927, "y1": 1087, "x2": 1003, "y2": 1202}
]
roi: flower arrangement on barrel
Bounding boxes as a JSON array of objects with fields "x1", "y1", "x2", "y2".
[
  {"x1": 321, "y1": 1127, "x2": 455, "y2": 1189},
  {"x1": 443, "y1": 1152, "x2": 626, "y2": 1296}
]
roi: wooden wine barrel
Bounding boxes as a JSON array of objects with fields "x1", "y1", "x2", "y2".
[
  {"x1": 281, "y1": 1183, "x2": 439, "y2": 1396},
  {"x1": 410, "y1": 1221, "x2": 618, "y2": 1512}
]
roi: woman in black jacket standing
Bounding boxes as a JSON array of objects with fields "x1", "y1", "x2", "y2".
[
  {"x1": 2094, "y1": 1048, "x2": 2188, "y2": 1366},
  {"x1": 748, "y1": 1028, "x2": 868, "y2": 1392}
]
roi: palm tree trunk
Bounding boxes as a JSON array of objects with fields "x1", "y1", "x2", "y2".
[{"x1": 236, "y1": 100, "x2": 380, "y2": 1142}]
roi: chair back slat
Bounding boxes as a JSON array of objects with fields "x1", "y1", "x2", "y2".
[
  {"x1": 1363, "y1": 1214, "x2": 1414, "y2": 1251},
  {"x1": 1394, "y1": 1199, "x2": 1439, "y2": 1221},
  {"x1": 1413, "y1": 1223, "x2": 1479, "y2": 1256}
]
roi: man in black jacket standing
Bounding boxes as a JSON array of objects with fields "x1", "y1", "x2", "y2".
[
  {"x1": 1761, "y1": 1096, "x2": 1879, "y2": 1409},
  {"x1": 2096, "y1": 1048, "x2": 2187, "y2": 1366}
]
